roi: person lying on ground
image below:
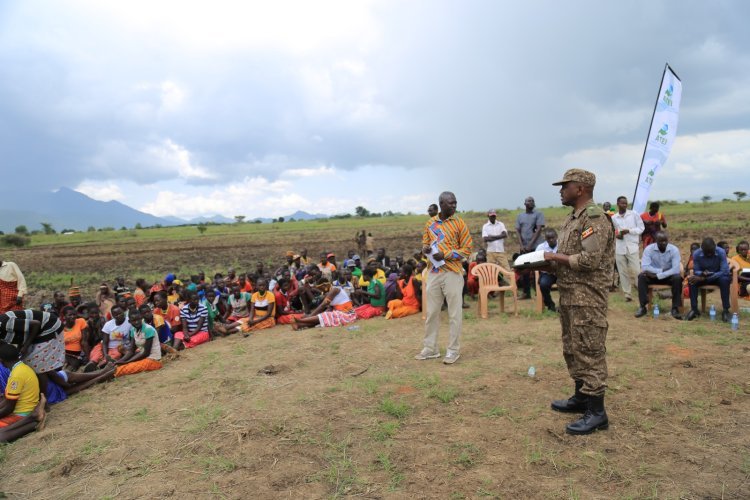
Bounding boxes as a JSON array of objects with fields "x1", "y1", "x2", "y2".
[
  {"x1": 385, "y1": 263, "x2": 422, "y2": 320},
  {"x1": 291, "y1": 281, "x2": 357, "y2": 330},
  {"x1": 113, "y1": 308, "x2": 162, "y2": 376},
  {"x1": 354, "y1": 268, "x2": 387, "y2": 319},
  {"x1": 61, "y1": 305, "x2": 89, "y2": 371},
  {"x1": 0, "y1": 343, "x2": 47, "y2": 442},
  {"x1": 174, "y1": 292, "x2": 210, "y2": 349}
]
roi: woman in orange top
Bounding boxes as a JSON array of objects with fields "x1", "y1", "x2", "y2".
[
  {"x1": 385, "y1": 264, "x2": 422, "y2": 319},
  {"x1": 61, "y1": 306, "x2": 89, "y2": 371}
]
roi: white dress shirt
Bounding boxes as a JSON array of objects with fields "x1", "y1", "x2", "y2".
[
  {"x1": 482, "y1": 220, "x2": 507, "y2": 253},
  {"x1": 611, "y1": 210, "x2": 644, "y2": 255}
]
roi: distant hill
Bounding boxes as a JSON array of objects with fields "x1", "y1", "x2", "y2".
[{"x1": 0, "y1": 188, "x2": 330, "y2": 233}]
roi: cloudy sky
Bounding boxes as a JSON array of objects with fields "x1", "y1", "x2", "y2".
[{"x1": 1, "y1": 1, "x2": 749, "y2": 219}]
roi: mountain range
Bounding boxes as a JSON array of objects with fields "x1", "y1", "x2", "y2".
[{"x1": 0, "y1": 188, "x2": 327, "y2": 233}]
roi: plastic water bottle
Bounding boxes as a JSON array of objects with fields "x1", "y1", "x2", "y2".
[
  {"x1": 731, "y1": 313, "x2": 739, "y2": 331},
  {"x1": 653, "y1": 303, "x2": 660, "y2": 319},
  {"x1": 527, "y1": 366, "x2": 536, "y2": 377},
  {"x1": 346, "y1": 325, "x2": 361, "y2": 331},
  {"x1": 709, "y1": 305, "x2": 716, "y2": 322}
]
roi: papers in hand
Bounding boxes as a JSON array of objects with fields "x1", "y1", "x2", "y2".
[
  {"x1": 427, "y1": 243, "x2": 446, "y2": 269},
  {"x1": 513, "y1": 250, "x2": 547, "y2": 269}
]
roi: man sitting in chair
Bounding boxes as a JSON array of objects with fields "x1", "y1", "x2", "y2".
[
  {"x1": 535, "y1": 228, "x2": 558, "y2": 312},
  {"x1": 686, "y1": 237, "x2": 731, "y2": 322},
  {"x1": 634, "y1": 231, "x2": 683, "y2": 319}
]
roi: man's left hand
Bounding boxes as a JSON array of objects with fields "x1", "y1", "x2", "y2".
[{"x1": 432, "y1": 251, "x2": 445, "y2": 261}]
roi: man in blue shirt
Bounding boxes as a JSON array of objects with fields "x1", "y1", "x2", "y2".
[
  {"x1": 686, "y1": 237, "x2": 731, "y2": 322},
  {"x1": 515, "y1": 196, "x2": 545, "y2": 299},
  {"x1": 635, "y1": 231, "x2": 683, "y2": 319}
]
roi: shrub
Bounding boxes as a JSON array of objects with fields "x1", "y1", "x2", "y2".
[{"x1": 2, "y1": 234, "x2": 31, "y2": 247}]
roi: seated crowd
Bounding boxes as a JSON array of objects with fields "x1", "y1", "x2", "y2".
[{"x1": 0, "y1": 246, "x2": 429, "y2": 442}]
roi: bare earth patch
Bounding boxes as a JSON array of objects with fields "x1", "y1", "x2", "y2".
[{"x1": 1, "y1": 296, "x2": 748, "y2": 499}]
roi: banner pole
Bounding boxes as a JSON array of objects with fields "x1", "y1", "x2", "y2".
[{"x1": 632, "y1": 63, "x2": 669, "y2": 208}]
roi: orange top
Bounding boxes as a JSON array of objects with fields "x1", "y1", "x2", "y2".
[
  {"x1": 398, "y1": 278, "x2": 420, "y2": 308},
  {"x1": 333, "y1": 301, "x2": 354, "y2": 312},
  {"x1": 64, "y1": 317, "x2": 88, "y2": 352}
]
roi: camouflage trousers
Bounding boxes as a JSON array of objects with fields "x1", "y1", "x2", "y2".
[{"x1": 558, "y1": 305, "x2": 608, "y2": 396}]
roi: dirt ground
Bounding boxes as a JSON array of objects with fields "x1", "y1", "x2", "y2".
[
  {"x1": 1, "y1": 294, "x2": 748, "y2": 499},
  {"x1": 2, "y1": 206, "x2": 749, "y2": 498}
]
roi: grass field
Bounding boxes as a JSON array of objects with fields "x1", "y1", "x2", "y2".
[{"x1": 0, "y1": 200, "x2": 749, "y2": 498}]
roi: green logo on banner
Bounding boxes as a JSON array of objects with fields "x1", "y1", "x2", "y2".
[
  {"x1": 654, "y1": 124, "x2": 668, "y2": 145},
  {"x1": 662, "y1": 84, "x2": 673, "y2": 106}
]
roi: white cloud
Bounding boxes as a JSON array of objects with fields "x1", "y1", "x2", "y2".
[
  {"x1": 74, "y1": 180, "x2": 125, "y2": 202},
  {"x1": 283, "y1": 166, "x2": 337, "y2": 178}
]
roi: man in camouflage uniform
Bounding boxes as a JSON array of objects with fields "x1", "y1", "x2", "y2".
[{"x1": 542, "y1": 169, "x2": 615, "y2": 435}]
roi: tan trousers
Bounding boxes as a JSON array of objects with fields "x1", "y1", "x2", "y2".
[
  {"x1": 486, "y1": 252, "x2": 510, "y2": 270},
  {"x1": 423, "y1": 271, "x2": 464, "y2": 356},
  {"x1": 615, "y1": 252, "x2": 640, "y2": 298}
]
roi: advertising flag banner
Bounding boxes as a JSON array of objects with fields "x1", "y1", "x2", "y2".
[{"x1": 633, "y1": 64, "x2": 682, "y2": 214}]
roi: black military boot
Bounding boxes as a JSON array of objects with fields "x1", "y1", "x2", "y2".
[
  {"x1": 565, "y1": 394, "x2": 609, "y2": 435},
  {"x1": 550, "y1": 380, "x2": 587, "y2": 413}
]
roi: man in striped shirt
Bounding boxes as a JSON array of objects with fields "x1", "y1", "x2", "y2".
[{"x1": 415, "y1": 191, "x2": 473, "y2": 365}]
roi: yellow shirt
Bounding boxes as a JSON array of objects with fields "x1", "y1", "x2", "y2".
[
  {"x1": 358, "y1": 268, "x2": 386, "y2": 287},
  {"x1": 5, "y1": 361, "x2": 39, "y2": 415},
  {"x1": 731, "y1": 254, "x2": 750, "y2": 271}
]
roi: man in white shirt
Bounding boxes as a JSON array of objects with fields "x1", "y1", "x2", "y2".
[
  {"x1": 611, "y1": 196, "x2": 644, "y2": 301},
  {"x1": 535, "y1": 229, "x2": 559, "y2": 311},
  {"x1": 481, "y1": 209, "x2": 509, "y2": 270}
]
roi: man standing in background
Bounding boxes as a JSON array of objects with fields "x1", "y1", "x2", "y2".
[
  {"x1": 611, "y1": 196, "x2": 644, "y2": 302},
  {"x1": 482, "y1": 209, "x2": 509, "y2": 270},
  {"x1": 515, "y1": 196, "x2": 545, "y2": 299}
]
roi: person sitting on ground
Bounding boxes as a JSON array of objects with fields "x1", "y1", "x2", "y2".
[
  {"x1": 217, "y1": 278, "x2": 276, "y2": 335},
  {"x1": 224, "y1": 284, "x2": 251, "y2": 322},
  {"x1": 640, "y1": 201, "x2": 667, "y2": 247},
  {"x1": 535, "y1": 228, "x2": 559, "y2": 312},
  {"x1": 291, "y1": 280, "x2": 357, "y2": 330},
  {"x1": 0, "y1": 343, "x2": 46, "y2": 442},
  {"x1": 634, "y1": 231, "x2": 683, "y2": 320},
  {"x1": 350, "y1": 255, "x2": 363, "y2": 280},
  {"x1": 43, "y1": 365, "x2": 116, "y2": 405},
  {"x1": 375, "y1": 248, "x2": 390, "y2": 270},
  {"x1": 153, "y1": 292, "x2": 181, "y2": 335},
  {"x1": 274, "y1": 278, "x2": 303, "y2": 325},
  {"x1": 96, "y1": 283, "x2": 117, "y2": 319},
  {"x1": 686, "y1": 237, "x2": 732, "y2": 322},
  {"x1": 358, "y1": 258, "x2": 386, "y2": 287},
  {"x1": 296, "y1": 266, "x2": 325, "y2": 314},
  {"x1": 238, "y1": 273, "x2": 253, "y2": 293},
  {"x1": 149, "y1": 273, "x2": 175, "y2": 298},
  {"x1": 85, "y1": 302, "x2": 104, "y2": 354},
  {"x1": 174, "y1": 291, "x2": 210, "y2": 349},
  {"x1": 730, "y1": 240, "x2": 750, "y2": 297},
  {"x1": 354, "y1": 268, "x2": 387, "y2": 319},
  {"x1": 333, "y1": 268, "x2": 357, "y2": 300},
  {"x1": 51, "y1": 291, "x2": 70, "y2": 317},
  {"x1": 384, "y1": 272, "x2": 401, "y2": 303},
  {"x1": 318, "y1": 252, "x2": 336, "y2": 280},
  {"x1": 61, "y1": 305, "x2": 90, "y2": 371},
  {"x1": 199, "y1": 288, "x2": 221, "y2": 335},
  {"x1": 139, "y1": 304, "x2": 172, "y2": 347},
  {"x1": 87, "y1": 305, "x2": 129, "y2": 369},
  {"x1": 385, "y1": 264, "x2": 422, "y2": 319},
  {"x1": 113, "y1": 308, "x2": 162, "y2": 376},
  {"x1": 113, "y1": 276, "x2": 130, "y2": 297},
  {"x1": 68, "y1": 286, "x2": 83, "y2": 309},
  {"x1": 133, "y1": 279, "x2": 150, "y2": 307}
]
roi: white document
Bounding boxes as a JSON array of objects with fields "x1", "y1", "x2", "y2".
[
  {"x1": 428, "y1": 243, "x2": 446, "y2": 268},
  {"x1": 513, "y1": 250, "x2": 546, "y2": 268}
]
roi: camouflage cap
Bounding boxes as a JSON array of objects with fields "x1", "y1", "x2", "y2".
[{"x1": 552, "y1": 168, "x2": 596, "y2": 186}]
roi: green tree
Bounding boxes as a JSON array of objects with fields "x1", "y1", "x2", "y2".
[
  {"x1": 40, "y1": 222, "x2": 55, "y2": 235},
  {"x1": 701, "y1": 195, "x2": 711, "y2": 204},
  {"x1": 87, "y1": 226, "x2": 96, "y2": 232},
  {"x1": 14, "y1": 225, "x2": 28, "y2": 235},
  {"x1": 355, "y1": 206, "x2": 370, "y2": 217},
  {"x1": 733, "y1": 191, "x2": 747, "y2": 202},
  {"x1": 197, "y1": 223, "x2": 207, "y2": 235},
  {"x1": 135, "y1": 222, "x2": 143, "y2": 229},
  {"x1": 234, "y1": 215, "x2": 246, "y2": 224},
  {"x1": 278, "y1": 216, "x2": 285, "y2": 223}
]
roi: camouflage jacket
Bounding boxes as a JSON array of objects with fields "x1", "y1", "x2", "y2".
[{"x1": 555, "y1": 200, "x2": 615, "y2": 306}]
